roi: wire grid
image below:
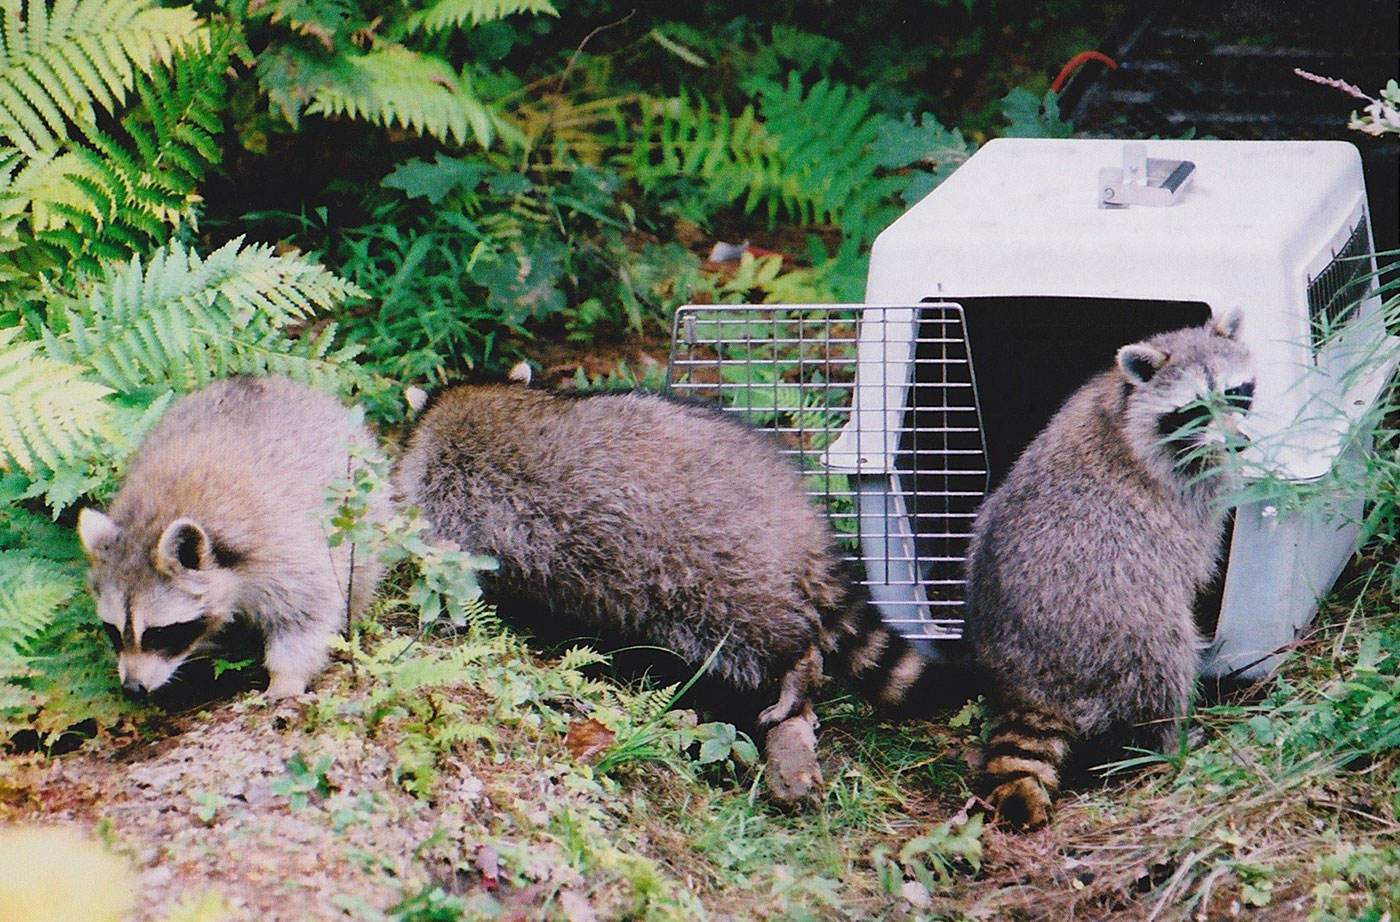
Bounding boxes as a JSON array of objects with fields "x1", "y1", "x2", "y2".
[{"x1": 666, "y1": 304, "x2": 986, "y2": 641}]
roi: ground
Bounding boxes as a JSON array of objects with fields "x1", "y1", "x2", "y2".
[{"x1": 3, "y1": 589, "x2": 1397, "y2": 922}]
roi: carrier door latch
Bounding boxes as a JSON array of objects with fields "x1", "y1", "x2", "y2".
[{"x1": 1098, "y1": 142, "x2": 1195, "y2": 208}]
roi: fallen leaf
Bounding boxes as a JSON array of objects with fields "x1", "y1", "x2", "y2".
[
  {"x1": 475, "y1": 844, "x2": 500, "y2": 891},
  {"x1": 565, "y1": 718, "x2": 615, "y2": 763},
  {"x1": 558, "y1": 889, "x2": 599, "y2": 922}
]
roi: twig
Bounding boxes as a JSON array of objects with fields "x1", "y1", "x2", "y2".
[
  {"x1": 523, "y1": 9, "x2": 637, "y2": 173},
  {"x1": 556, "y1": 10, "x2": 637, "y2": 96}
]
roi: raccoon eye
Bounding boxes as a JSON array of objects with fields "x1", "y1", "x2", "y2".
[
  {"x1": 101, "y1": 622, "x2": 122, "y2": 653},
  {"x1": 1224, "y1": 382, "x2": 1255, "y2": 412},
  {"x1": 1156, "y1": 403, "x2": 1213, "y2": 439},
  {"x1": 141, "y1": 621, "x2": 207, "y2": 656}
]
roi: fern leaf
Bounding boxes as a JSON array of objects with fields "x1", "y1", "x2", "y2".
[
  {"x1": 621, "y1": 72, "x2": 906, "y2": 244},
  {"x1": 0, "y1": 551, "x2": 77, "y2": 655},
  {"x1": 306, "y1": 45, "x2": 498, "y2": 147},
  {"x1": 411, "y1": 0, "x2": 557, "y2": 33},
  {"x1": 0, "y1": 0, "x2": 207, "y2": 156},
  {"x1": 43, "y1": 238, "x2": 365, "y2": 392},
  {"x1": 3, "y1": 147, "x2": 108, "y2": 232},
  {"x1": 0, "y1": 327, "x2": 114, "y2": 473}
]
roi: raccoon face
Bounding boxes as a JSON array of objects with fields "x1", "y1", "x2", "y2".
[
  {"x1": 78, "y1": 510, "x2": 237, "y2": 699},
  {"x1": 1117, "y1": 313, "x2": 1255, "y2": 476}
]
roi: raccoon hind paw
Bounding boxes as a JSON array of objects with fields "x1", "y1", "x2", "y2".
[
  {"x1": 763, "y1": 714, "x2": 823, "y2": 806},
  {"x1": 988, "y1": 776, "x2": 1052, "y2": 830}
]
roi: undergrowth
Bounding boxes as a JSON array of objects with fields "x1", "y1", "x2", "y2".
[{"x1": 2, "y1": 2, "x2": 1398, "y2": 920}]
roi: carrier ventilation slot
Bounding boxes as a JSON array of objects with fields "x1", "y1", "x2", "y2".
[
  {"x1": 667, "y1": 305, "x2": 985, "y2": 644},
  {"x1": 1307, "y1": 214, "x2": 1373, "y2": 349}
]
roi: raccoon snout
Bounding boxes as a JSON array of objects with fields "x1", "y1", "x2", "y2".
[{"x1": 121, "y1": 679, "x2": 149, "y2": 701}]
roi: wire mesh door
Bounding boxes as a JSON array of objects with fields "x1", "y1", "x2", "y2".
[{"x1": 666, "y1": 304, "x2": 988, "y2": 648}]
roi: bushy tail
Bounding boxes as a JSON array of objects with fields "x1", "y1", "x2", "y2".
[
  {"x1": 982, "y1": 707, "x2": 1076, "y2": 829},
  {"x1": 823, "y1": 601, "x2": 971, "y2": 715}
]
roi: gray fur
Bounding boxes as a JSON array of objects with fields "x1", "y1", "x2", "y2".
[
  {"x1": 966, "y1": 316, "x2": 1253, "y2": 827},
  {"x1": 79, "y1": 376, "x2": 387, "y2": 699},
  {"x1": 396, "y1": 386, "x2": 845, "y2": 697},
  {"x1": 395, "y1": 384, "x2": 938, "y2": 801}
]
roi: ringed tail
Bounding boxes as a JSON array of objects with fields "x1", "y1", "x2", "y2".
[
  {"x1": 982, "y1": 707, "x2": 1076, "y2": 829},
  {"x1": 824, "y1": 602, "x2": 963, "y2": 714}
]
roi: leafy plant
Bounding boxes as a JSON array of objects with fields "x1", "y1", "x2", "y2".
[
  {"x1": 0, "y1": 0, "x2": 214, "y2": 290},
  {"x1": 271, "y1": 752, "x2": 335, "y2": 810},
  {"x1": 227, "y1": 0, "x2": 556, "y2": 147}
]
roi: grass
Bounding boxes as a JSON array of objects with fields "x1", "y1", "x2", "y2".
[
  {"x1": 4, "y1": 427, "x2": 1400, "y2": 920},
  {"x1": 5, "y1": 560, "x2": 1399, "y2": 921}
]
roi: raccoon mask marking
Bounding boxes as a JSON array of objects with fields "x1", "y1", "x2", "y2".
[
  {"x1": 966, "y1": 313, "x2": 1254, "y2": 829},
  {"x1": 1117, "y1": 310, "x2": 1255, "y2": 483},
  {"x1": 80, "y1": 511, "x2": 240, "y2": 699}
]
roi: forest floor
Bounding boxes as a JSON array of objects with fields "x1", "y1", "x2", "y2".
[{"x1": 3, "y1": 570, "x2": 1398, "y2": 921}]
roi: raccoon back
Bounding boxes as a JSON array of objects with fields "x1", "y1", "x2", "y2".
[
  {"x1": 966, "y1": 370, "x2": 1212, "y2": 736},
  {"x1": 106, "y1": 376, "x2": 380, "y2": 603},
  {"x1": 395, "y1": 386, "x2": 849, "y2": 693}
]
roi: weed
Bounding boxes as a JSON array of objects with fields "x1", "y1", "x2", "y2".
[{"x1": 272, "y1": 752, "x2": 335, "y2": 810}]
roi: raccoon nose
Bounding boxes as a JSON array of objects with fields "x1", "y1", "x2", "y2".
[{"x1": 122, "y1": 680, "x2": 149, "y2": 701}]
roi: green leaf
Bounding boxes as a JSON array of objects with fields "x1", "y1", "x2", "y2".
[
  {"x1": 383, "y1": 154, "x2": 486, "y2": 204},
  {"x1": 1000, "y1": 87, "x2": 1074, "y2": 139}
]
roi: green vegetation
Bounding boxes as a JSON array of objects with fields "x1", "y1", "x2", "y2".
[{"x1": 1, "y1": 0, "x2": 1398, "y2": 919}]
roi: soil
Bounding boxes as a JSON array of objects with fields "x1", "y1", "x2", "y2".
[{"x1": 3, "y1": 697, "x2": 466, "y2": 920}]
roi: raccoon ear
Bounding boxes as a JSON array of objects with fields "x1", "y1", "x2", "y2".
[
  {"x1": 155, "y1": 518, "x2": 212, "y2": 576},
  {"x1": 1116, "y1": 344, "x2": 1170, "y2": 385},
  {"x1": 1212, "y1": 309, "x2": 1244, "y2": 340},
  {"x1": 404, "y1": 386, "x2": 429, "y2": 414},
  {"x1": 77, "y1": 508, "x2": 121, "y2": 557}
]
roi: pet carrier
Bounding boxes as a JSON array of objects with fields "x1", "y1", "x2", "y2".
[{"x1": 667, "y1": 138, "x2": 1397, "y2": 681}]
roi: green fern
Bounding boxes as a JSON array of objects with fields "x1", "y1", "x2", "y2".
[
  {"x1": 42, "y1": 238, "x2": 366, "y2": 393},
  {"x1": 1, "y1": 12, "x2": 226, "y2": 286},
  {"x1": 623, "y1": 72, "x2": 905, "y2": 245},
  {"x1": 0, "y1": 0, "x2": 207, "y2": 157},
  {"x1": 305, "y1": 45, "x2": 503, "y2": 148},
  {"x1": 0, "y1": 327, "x2": 114, "y2": 474},
  {"x1": 0, "y1": 553, "x2": 76, "y2": 662},
  {"x1": 0, "y1": 502, "x2": 119, "y2": 742},
  {"x1": 410, "y1": 0, "x2": 558, "y2": 32}
]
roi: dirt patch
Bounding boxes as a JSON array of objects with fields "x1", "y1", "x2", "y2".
[{"x1": 5, "y1": 697, "x2": 486, "y2": 920}]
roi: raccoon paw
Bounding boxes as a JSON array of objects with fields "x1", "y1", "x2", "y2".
[
  {"x1": 264, "y1": 673, "x2": 310, "y2": 699},
  {"x1": 763, "y1": 715, "x2": 823, "y2": 805},
  {"x1": 988, "y1": 777, "x2": 1052, "y2": 830}
]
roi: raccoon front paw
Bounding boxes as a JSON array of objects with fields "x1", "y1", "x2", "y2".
[
  {"x1": 264, "y1": 673, "x2": 310, "y2": 699},
  {"x1": 764, "y1": 715, "x2": 823, "y2": 805},
  {"x1": 988, "y1": 776, "x2": 1052, "y2": 830}
]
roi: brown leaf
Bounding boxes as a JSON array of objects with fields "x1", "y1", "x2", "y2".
[
  {"x1": 564, "y1": 718, "x2": 615, "y2": 763},
  {"x1": 558, "y1": 889, "x2": 599, "y2": 922},
  {"x1": 474, "y1": 844, "x2": 499, "y2": 891}
]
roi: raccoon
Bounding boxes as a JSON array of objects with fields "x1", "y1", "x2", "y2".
[
  {"x1": 395, "y1": 384, "x2": 948, "y2": 802},
  {"x1": 965, "y1": 314, "x2": 1254, "y2": 828},
  {"x1": 78, "y1": 376, "x2": 387, "y2": 701}
]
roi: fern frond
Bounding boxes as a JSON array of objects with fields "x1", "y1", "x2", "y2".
[
  {"x1": 411, "y1": 0, "x2": 557, "y2": 32},
  {"x1": 0, "y1": 327, "x2": 114, "y2": 473},
  {"x1": 0, "y1": 551, "x2": 77, "y2": 656},
  {"x1": 3, "y1": 147, "x2": 107, "y2": 233},
  {"x1": 306, "y1": 45, "x2": 498, "y2": 147},
  {"x1": 2, "y1": 28, "x2": 226, "y2": 285},
  {"x1": 0, "y1": 0, "x2": 208, "y2": 156},
  {"x1": 622, "y1": 72, "x2": 905, "y2": 244},
  {"x1": 43, "y1": 238, "x2": 365, "y2": 393},
  {"x1": 556, "y1": 645, "x2": 611, "y2": 672}
]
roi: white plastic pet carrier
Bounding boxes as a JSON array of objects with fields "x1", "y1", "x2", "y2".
[{"x1": 668, "y1": 138, "x2": 1397, "y2": 681}]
